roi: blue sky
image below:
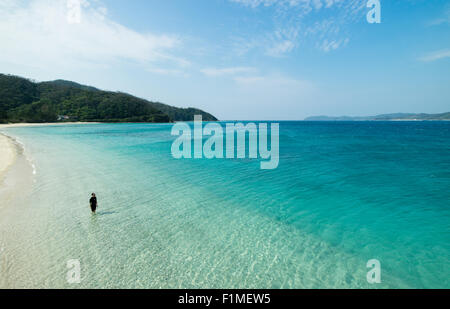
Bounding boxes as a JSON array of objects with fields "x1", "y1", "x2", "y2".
[{"x1": 0, "y1": 0, "x2": 449, "y2": 120}]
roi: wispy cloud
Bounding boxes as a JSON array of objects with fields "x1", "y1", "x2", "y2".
[
  {"x1": 230, "y1": 0, "x2": 278, "y2": 9},
  {"x1": 0, "y1": 0, "x2": 188, "y2": 72},
  {"x1": 230, "y1": 27, "x2": 300, "y2": 58},
  {"x1": 229, "y1": 0, "x2": 366, "y2": 56},
  {"x1": 427, "y1": 6, "x2": 450, "y2": 26},
  {"x1": 265, "y1": 27, "x2": 299, "y2": 57},
  {"x1": 230, "y1": 0, "x2": 337, "y2": 10},
  {"x1": 318, "y1": 38, "x2": 349, "y2": 52},
  {"x1": 266, "y1": 40, "x2": 295, "y2": 56},
  {"x1": 419, "y1": 49, "x2": 450, "y2": 62},
  {"x1": 230, "y1": 0, "x2": 364, "y2": 15},
  {"x1": 201, "y1": 67, "x2": 256, "y2": 76}
]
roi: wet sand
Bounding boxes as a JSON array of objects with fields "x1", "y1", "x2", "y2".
[{"x1": 0, "y1": 134, "x2": 16, "y2": 181}]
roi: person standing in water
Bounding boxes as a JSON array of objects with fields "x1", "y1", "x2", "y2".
[{"x1": 90, "y1": 193, "x2": 97, "y2": 213}]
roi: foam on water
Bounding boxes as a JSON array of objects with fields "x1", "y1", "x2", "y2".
[{"x1": 0, "y1": 122, "x2": 449, "y2": 288}]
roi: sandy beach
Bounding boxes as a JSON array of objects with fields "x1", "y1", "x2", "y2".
[
  {"x1": 0, "y1": 122, "x2": 96, "y2": 129},
  {"x1": 0, "y1": 123, "x2": 94, "y2": 181},
  {"x1": 0, "y1": 134, "x2": 16, "y2": 180}
]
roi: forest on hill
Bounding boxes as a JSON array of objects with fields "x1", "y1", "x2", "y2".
[{"x1": 0, "y1": 74, "x2": 217, "y2": 123}]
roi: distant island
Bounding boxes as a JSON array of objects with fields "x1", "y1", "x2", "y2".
[
  {"x1": 0, "y1": 74, "x2": 217, "y2": 124},
  {"x1": 305, "y1": 113, "x2": 450, "y2": 121}
]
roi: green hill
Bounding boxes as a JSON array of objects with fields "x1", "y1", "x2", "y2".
[{"x1": 0, "y1": 74, "x2": 217, "y2": 123}]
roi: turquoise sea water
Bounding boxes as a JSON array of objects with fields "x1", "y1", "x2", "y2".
[{"x1": 0, "y1": 121, "x2": 449, "y2": 288}]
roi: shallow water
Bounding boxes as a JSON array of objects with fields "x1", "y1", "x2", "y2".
[{"x1": 0, "y1": 121, "x2": 449, "y2": 288}]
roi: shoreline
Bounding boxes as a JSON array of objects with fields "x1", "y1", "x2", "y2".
[
  {"x1": 0, "y1": 122, "x2": 98, "y2": 129},
  {"x1": 0, "y1": 133, "x2": 17, "y2": 181},
  {"x1": 1, "y1": 120, "x2": 448, "y2": 130}
]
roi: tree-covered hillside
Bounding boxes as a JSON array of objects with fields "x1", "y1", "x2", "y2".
[{"x1": 0, "y1": 74, "x2": 217, "y2": 123}]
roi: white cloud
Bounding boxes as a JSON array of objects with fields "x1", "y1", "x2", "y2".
[
  {"x1": 266, "y1": 40, "x2": 295, "y2": 56},
  {"x1": 201, "y1": 67, "x2": 256, "y2": 76},
  {"x1": 230, "y1": 0, "x2": 279, "y2": 8},
  {"x1": 230, "y1": 0, "x2": 357, "y2": 12},
  {"x1": 230, "y1": 27, "x2": 299, "y2": 58},
  {"x1": 0, "y1": 0, "x2": 188, "y2": 71},
  {"x1": 427, "y1": 7, "x2": 450, "y2": 26},
  {"x1": 324, "y1": 0, "x2": 338, "y2": 8},
  {"x1": 229, "y1": 0, "x2": 365, "y2": 56},
  {"x1": 318, "y1": 38, "x2": 349, "y2": 52},
  {"x1": 265, "y1": 27, "x2": 299, "y2": 57},
  {"x1": 419, "y1": 49, "x2": 450, "y2": 62}
]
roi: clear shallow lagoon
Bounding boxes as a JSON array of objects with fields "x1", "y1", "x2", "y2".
[{"x1": 0, "y1": 121, "x2": 449, "y2": 288}]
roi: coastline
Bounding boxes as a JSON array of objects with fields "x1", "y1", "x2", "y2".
[
  {"x1": 0, "y1": 122, "x2": 97, "y2": 129},
  {"x1": 0, "y1": 123, "x2": 92, "y2": 181},
  {"x1": 0, "y1": 133, "x2": 17, "y2": 181}
]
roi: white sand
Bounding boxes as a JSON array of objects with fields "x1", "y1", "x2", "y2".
[
  {"x1": 0, "y1": 134, "x2": 16, "y2": 180},
  {"x1": 0, "y1": 122, "x2": 96, "y2": 129},
  {"x1": 0, "y1": 123, "x2": 97, "y2": 180}
]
